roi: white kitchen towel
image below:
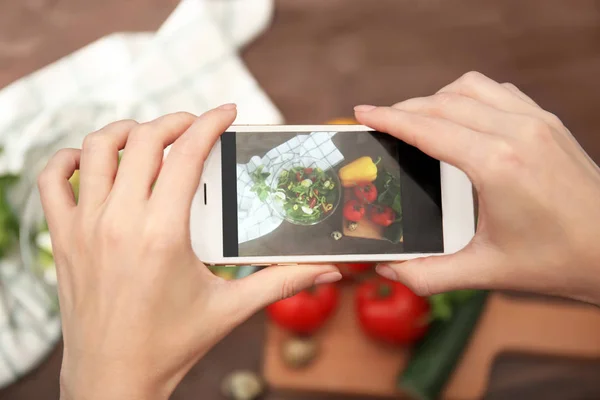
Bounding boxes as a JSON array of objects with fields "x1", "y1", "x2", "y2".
[
  {"x1": 237, "y1": 132, "x2": 345, "y2": 244},
  {"x1": 0, "y1": 0, "x2": 281, "y2": 389}
]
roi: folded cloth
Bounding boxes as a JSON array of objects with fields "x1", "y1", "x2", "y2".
[
  {"x1": 237, "y1": 132, "x2": 345, "y2": 243},
  {"x1": 0, "y1": 0, "x2": 280, "y2": 389}
]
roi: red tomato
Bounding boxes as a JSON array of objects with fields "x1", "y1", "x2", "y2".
[
  {"x1": 267, "y1": 284, "x2": 339, "y2": 334},
  {"x1": 304, "y1": 168, "x2": 314, "y2": 175},
  {"x1": 356, "y1": 278, "x2": 430, "y2": 345},
  {"x1": 369, "y1": 205, "x2": 395, "y2": 227},
  {"x1": 296, "y1": 172, "x2": 302, "y2": 181},
  {"x1": 336, "y1": 263, "x2": 374, "y2": 279},
  {"x1": 353, "y1": 182, "x2": 378, "y2": 204},
  {"x1": 343, "y1": 200, "x2": 365, "y2": 222}
]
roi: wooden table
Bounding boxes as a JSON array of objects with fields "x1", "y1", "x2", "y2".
[{"x1": 2, "y1": 1, "x2": 600, "y2": 399}]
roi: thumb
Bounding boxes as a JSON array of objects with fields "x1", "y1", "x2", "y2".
[
  {"x1": 376, "y1": 249, "x2": 491, "y2": 296},
  {"x1": 225, "y1": 264, "x2": 341, "y2": 317}
]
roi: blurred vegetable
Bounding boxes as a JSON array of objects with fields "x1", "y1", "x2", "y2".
[
  {"x1": 339, "y1": 157, "x2": 378, "y2": 187},
  {"x1": 209, "y1": 266, "x2": 239, "y2": 280},
  {"x1": 326, "y1": 117, "x2": 358, "y2": 125},
  {"x1": 428, "y1": 290, "x2": 477, "y2": 321},
  {"x1": 399, "y1": 291, "x2": 489, "y2": 400},
  {"x1": 336, "y1": 262, "x2": 373, "y2": 280},
  {"x1": 267, "y1": 284, "x2": 339, "y2": 335},
  {"x1": 221, "y1": 370, "x2": 264, "y2": 400},
  {"x1": 69, "y1": 170, "x2": 80, "y2": 203},
  {"x1": 0, "y1": 174, "x2": 20, "y2": 258},
  {"x1": 356, "y1": 278, "x2": 430, "y2": 345},
  {"x1": 281, "y1": 336, "x2": 319, "y2": 368}
]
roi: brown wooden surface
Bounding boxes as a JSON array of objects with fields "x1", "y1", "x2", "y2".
[
  {"x1": 264, "y1": 289, "x2": 600, "y2": 399},
  {"x1": 2, "y1": 0, "x2": 600, "y2": 399}
]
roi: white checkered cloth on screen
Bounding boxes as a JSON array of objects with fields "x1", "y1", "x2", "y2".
[
  {"x1": 0, "y1": 0, "x2": 280, "y2": 389},
  {"x1": 237, "y1": 132, "x2": 345, "y2": 244}
]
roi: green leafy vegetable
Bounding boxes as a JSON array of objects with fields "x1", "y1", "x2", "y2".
[
  {"x1": 275, "y1": 166, "x2": 338, "y2": 224},
  {"x1": 0, "y1": 174, "x2": 20, "y2": 258},
  {"x1": 374, "y1": 167, "x2": 402, "y2": 217},
  {"x1": 250, "y1": 165, "x2": 272, "y2": 202},
  {"x1": 428, "y1": 290, "x2": 477, "y2": 321}
]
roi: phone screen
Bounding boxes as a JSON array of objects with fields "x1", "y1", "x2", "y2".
[{"x1": 220, "y1": 130, "x2": 443, "y2": 258}]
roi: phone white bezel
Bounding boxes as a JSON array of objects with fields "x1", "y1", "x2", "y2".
[{"x1": 190, "y1": 125, "x2": 474, "y2": 266}]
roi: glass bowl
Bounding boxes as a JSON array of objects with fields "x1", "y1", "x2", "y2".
[{"x1": 266, "y1": 157, "x2": 341, "y2": 226}]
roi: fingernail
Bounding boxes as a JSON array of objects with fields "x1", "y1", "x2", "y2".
[
  {"x1": 376, "y1": 264, "x2": 398, "y2": 281},
  {"x1": 314, "y1": 271, "x2": 342, "y2": 285},
  {"x1": 354, "y1": 105, "x2": 376, "y2": 112},
  {"x1": 218, "y1": 103, "x2": 237, "y2": 110}
]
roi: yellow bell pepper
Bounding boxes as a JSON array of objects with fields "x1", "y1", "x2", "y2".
[{"x1": 339, "y1": 156, "x2": 378, "y2": 187}]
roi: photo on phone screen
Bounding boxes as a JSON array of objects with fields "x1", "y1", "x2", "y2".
[{"x1": 220, "y1": 130, "x2": 443, "y2": 258}]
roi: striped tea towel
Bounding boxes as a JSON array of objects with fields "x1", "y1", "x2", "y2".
[
  {"x1": 0, "y1": 0, "x2": 281, "y2": 389},
  {"x1": 237, "y1": 132, "x2": 344, "y2": 243}
]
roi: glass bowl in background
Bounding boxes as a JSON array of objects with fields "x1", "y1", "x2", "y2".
[{"x1": 266, "y1": 156, "x2": 341, "y2": 226}]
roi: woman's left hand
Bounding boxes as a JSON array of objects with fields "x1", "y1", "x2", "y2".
[{"x1": 38, "y1": 104, "x2": 341, "y2": 400}]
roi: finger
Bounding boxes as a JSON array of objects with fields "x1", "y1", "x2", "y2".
[
  {"x1": 375, "y1": 248, "x2": 498, "y2": 295},
  {"x1": 151, "y1": 104, "x2": 237, "y2": 221},
  {"x1": 112, "y1": 112, "x2": 198, "y2": 200},
  {"x1": 442, "y1": 73, "x2": 598, "y2": 173},
  {"x1": 391, "y1": 93, "x2": 528, "y2": 136},
  {"x1": 223, "y1": 264, "x2": 341, "y2": 319},
  {"x1": 38, "y1": 148, "x2": 81, "y2": 232},
  {"x1": 354, "y1": 105, "x2": 491, "y2": 174},
  {"x1": 501, "y1": 82, "x2": 539, "y2": 107},
  {"x1": 439, "y1": 72, "x2": 562, "y2": 129},
  {"x1": 78, "y1": 120, "x2": 138, "y2": 209}
]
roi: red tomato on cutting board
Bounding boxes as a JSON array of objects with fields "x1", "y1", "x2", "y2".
[
  {"x1": 267, "y1": 284, "x2": 339, "y2": 334},
  {"x1": 355, "y1": 278, "x2": 430, "y2": 345}
]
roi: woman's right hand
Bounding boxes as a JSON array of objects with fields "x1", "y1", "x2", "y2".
[{"x1": 355, "y1": 71, "x2": 600, "y2": 304}]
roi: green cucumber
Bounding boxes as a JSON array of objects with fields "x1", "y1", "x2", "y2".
[{"x1": 399, "y1": 290, "x2": 489, "y2": 400}]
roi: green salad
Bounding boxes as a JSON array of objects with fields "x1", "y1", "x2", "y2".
[{"x1": 274, "y1": 166, "x2": 338, "y2": 224}]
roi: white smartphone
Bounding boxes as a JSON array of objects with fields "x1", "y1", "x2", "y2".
[{"x1": 190, "y1": 125, "x2": 474, "y2": 266}]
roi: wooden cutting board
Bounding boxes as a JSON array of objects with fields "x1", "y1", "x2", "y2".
[{"x1": 263, "y1": 285, "x2": 600, "y2": 399}]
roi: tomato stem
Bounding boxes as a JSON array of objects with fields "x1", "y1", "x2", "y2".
[{"x1": 377, "y1": 283, "x2": 392, "y2": 298}]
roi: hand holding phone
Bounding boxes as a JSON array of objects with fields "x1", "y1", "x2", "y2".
[
  {"x1": 37, "y1": 106, "x2": 340, "y2": 399},
  {"x1": 357, "y1": 72, "x2": 600, "y2": 305}
]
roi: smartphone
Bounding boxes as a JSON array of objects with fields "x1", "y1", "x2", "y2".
[{"x1": 190, "y1": 125, "x2": 474, "y2": 266}]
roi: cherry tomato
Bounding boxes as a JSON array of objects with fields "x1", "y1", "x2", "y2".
[
  {"x1": 296, "y1": 172, "x2": 302, "y2": 181},
  {"x1": 354, "y1": 182, "x2": 378, "y2": 204},
  {"x1": 369, "y1": 205, "x2": 395, "y2": 227},
  {"x1": 356, "y1": 278, "x2": 430, "y2": 345},
  {"x1": 336, "y1": 263, "x2": 374, "y2": 279},
  {"x1": 267, "y1": 284, "x2": 339, "y2": 334},
  {"x1": 304, "y1": 168, "x2": 314, "y2": 175},
  {"x1": 343, "y1": 200, "x2": 365, "y2": 222}
]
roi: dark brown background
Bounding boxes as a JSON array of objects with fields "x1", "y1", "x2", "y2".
[{"x1": 2, "y1": 0, "x2": 600, "y2": 399}]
